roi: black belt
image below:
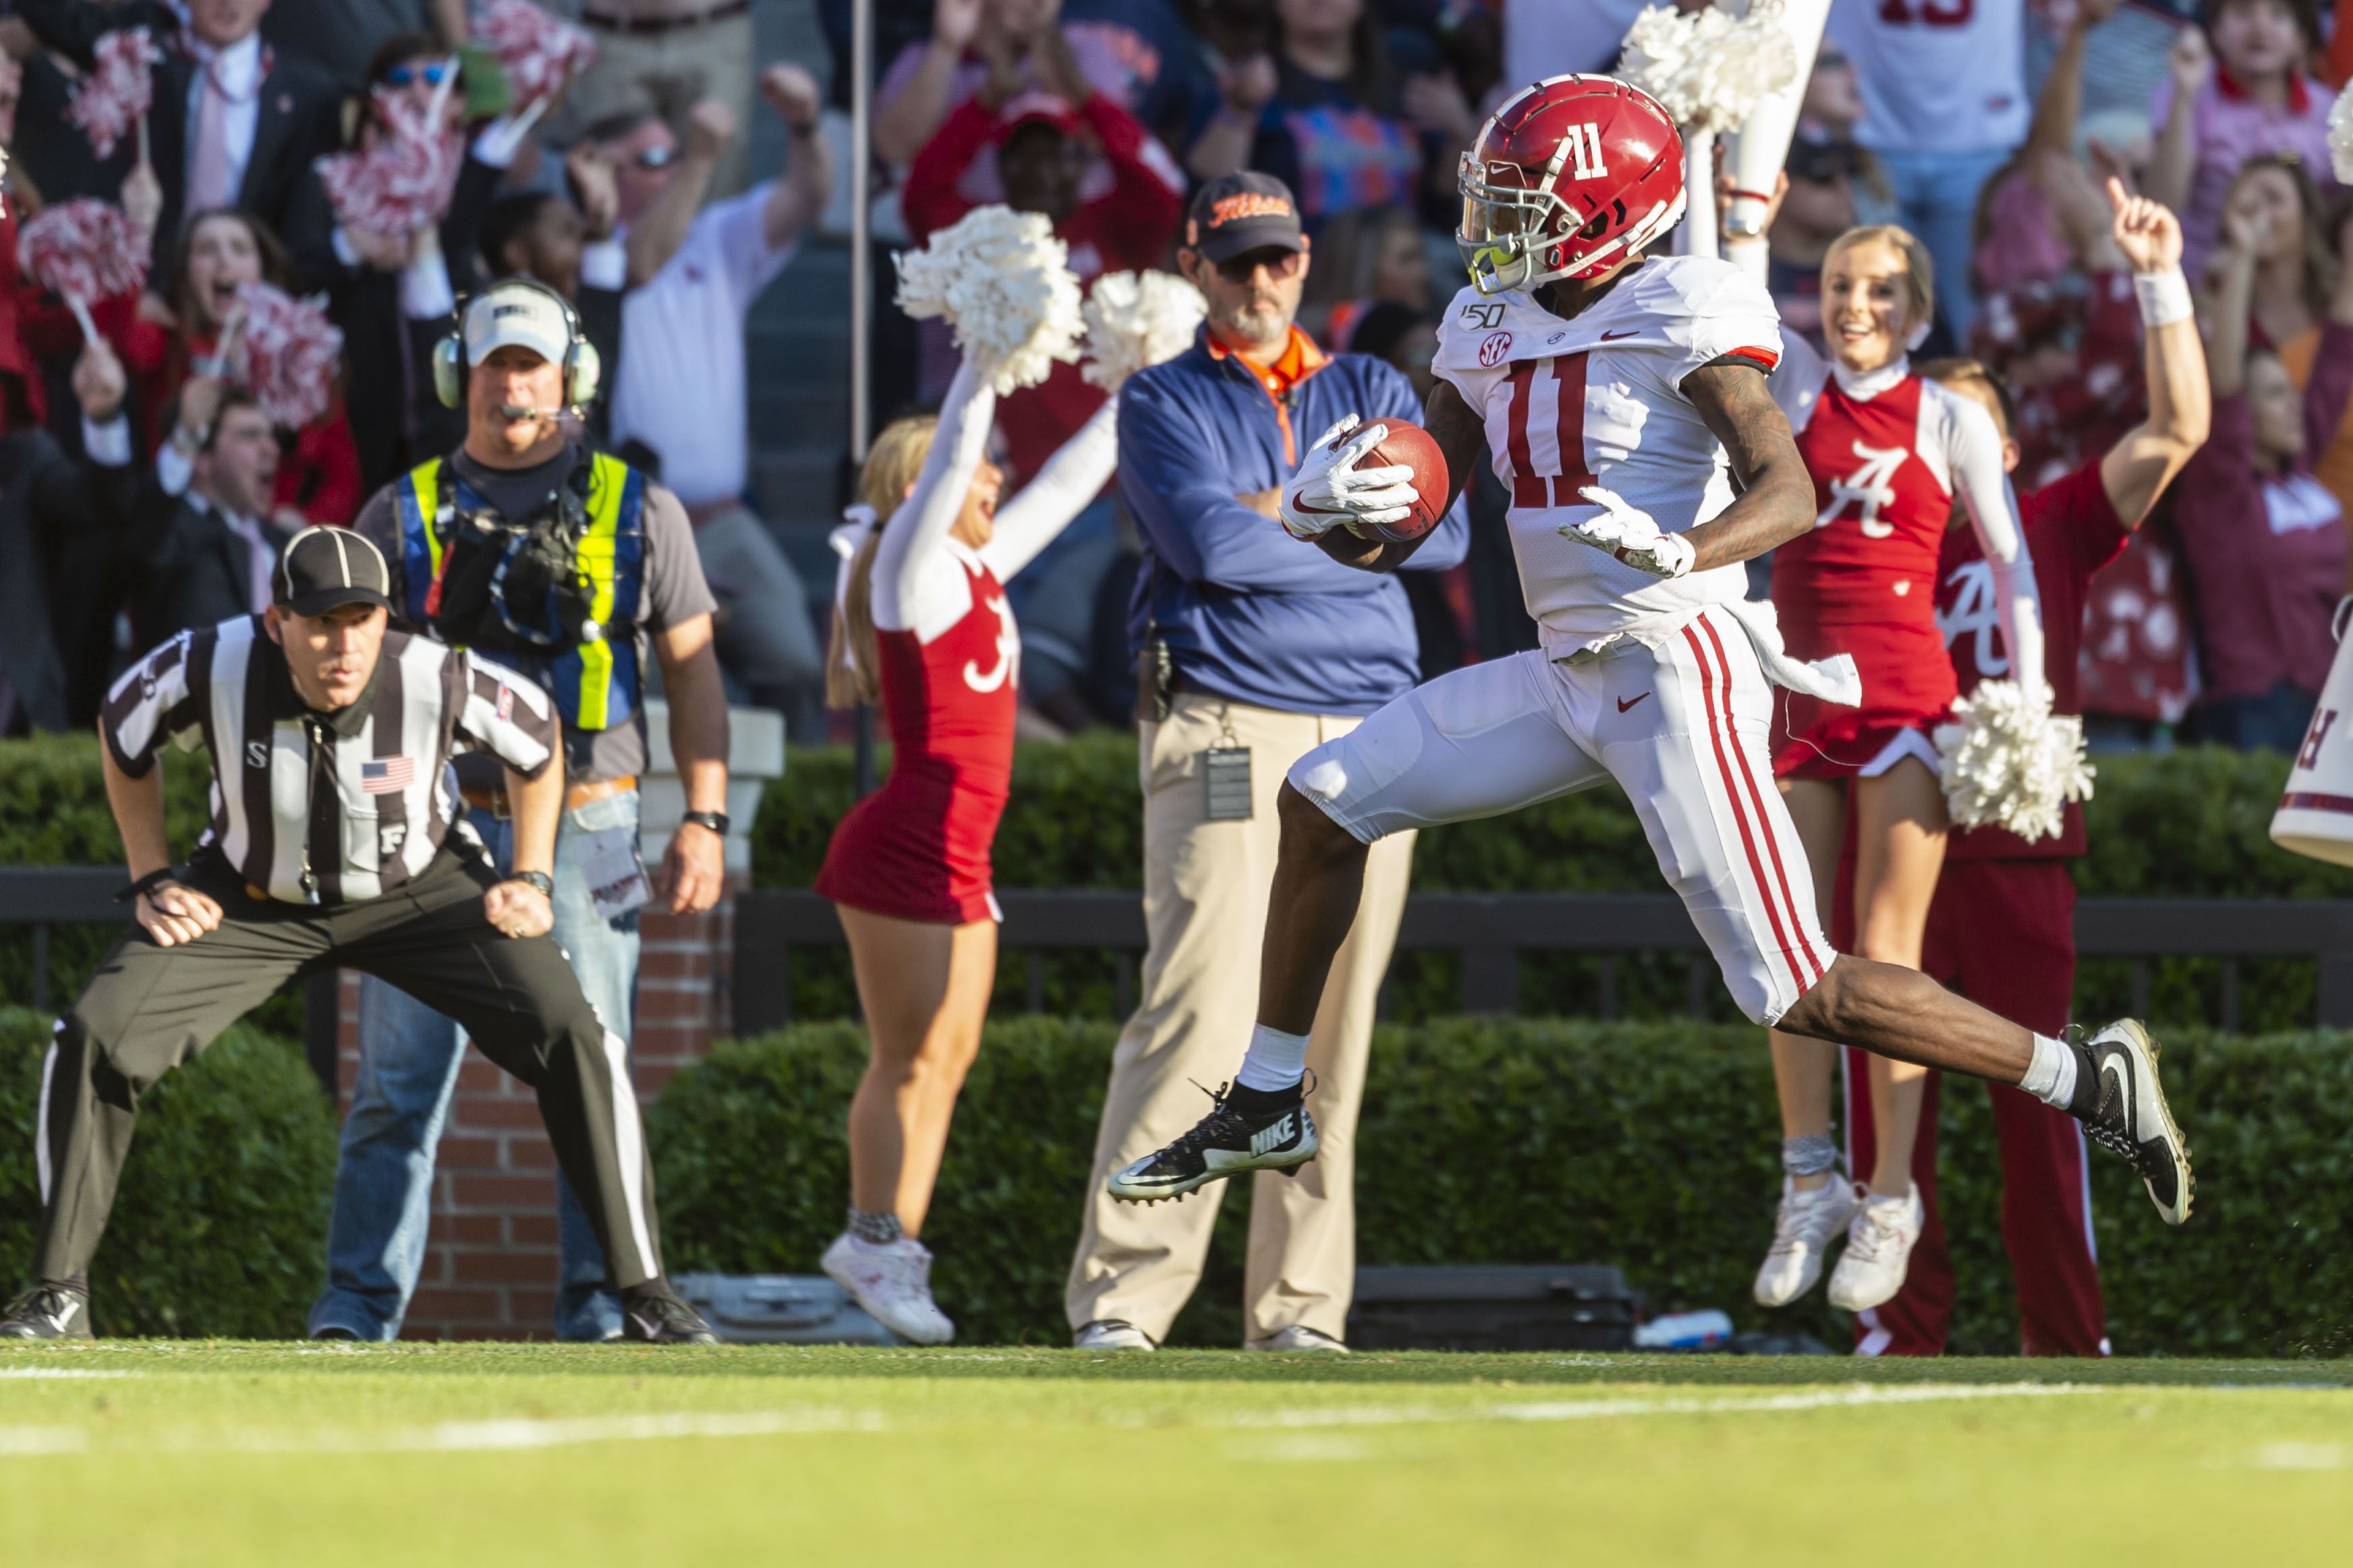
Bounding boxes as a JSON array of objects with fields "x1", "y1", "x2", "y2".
[{"x1": 583, "y1": 1, "x2": 749, "y2": 34}]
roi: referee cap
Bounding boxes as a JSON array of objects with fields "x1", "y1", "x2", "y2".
[{"x1": 275, "y1": 526, "x2": 393, "y2": 616}]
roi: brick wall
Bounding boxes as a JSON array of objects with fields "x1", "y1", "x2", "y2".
[{"x1": 333, "y1": 891, "x2": 737, "y2": 1340}]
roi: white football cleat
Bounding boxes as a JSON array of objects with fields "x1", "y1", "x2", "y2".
[
  {"x1": 821, "y1": 1231, "x2": 955, "y2": 1345},
  {"x1": 1072, "y1": 1319, "x2": 1157, "y2": 1351},
  {"x1": 1753, "y1": 1176, "x2": 1859, "y2": 1308},
  {"x1": 1826, "y1": 1185, "x2": 1926, "y2": 1312},
  {"x1": 1247, "y1": 1325, "x2": 1348, "y2": 1354}
]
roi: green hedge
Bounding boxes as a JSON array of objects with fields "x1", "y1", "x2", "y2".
[
  {"x1": 649, "y1": 1016, "x2": 2353, "y2": 1356},
  {"x1": 752, "y1": 739, "x2": 2353, "y2": 1028},
  {"x1": 0, "y1": 1009, "x2": 335, "y2": 1335}
]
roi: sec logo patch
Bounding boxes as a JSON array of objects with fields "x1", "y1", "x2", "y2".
[{"x1": 1478, "y1": 330, "x2": 1512, "y2": 368}]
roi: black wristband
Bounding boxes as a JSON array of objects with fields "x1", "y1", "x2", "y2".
[
  {"x1": 115, "y1": 868, "x2": 178, "y2": 904},
  {"x1": 680, "y1": 809, "x2": 730, "y2": 837},
  {"x1": 512, "y1": 870, "x2": 555, "y2": 898}
]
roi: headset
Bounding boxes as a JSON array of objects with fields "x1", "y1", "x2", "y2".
[{"x1": 432, "y1": 274, "x2": 602, "y2": 413}]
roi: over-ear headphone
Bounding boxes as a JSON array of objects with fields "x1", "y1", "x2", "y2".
[{"x1": 433, "y1": 274, "x2": 603, "y2": 412}]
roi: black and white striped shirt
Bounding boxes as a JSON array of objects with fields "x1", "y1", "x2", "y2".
[{"x1": 102, "y1": 618, "x2": 559, "y2": 904}]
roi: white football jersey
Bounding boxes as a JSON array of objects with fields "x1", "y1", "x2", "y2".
[{"x1": 1431, "y1": 254, "x2": 1784, "y2": 656}]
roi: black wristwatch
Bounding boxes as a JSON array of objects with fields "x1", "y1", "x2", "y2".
[
  {"x1": 512, "y1": 870, "x2": 555, "y2": 898},
  {"x1": 680, "y1": 810, "x2": 730, "y2": 837}
]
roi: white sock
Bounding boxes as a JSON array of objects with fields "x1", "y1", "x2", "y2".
[
  {"x1": 2020, "y1": 1033, "x2": 2076, "y2": 1109},
  {"x1": 1235, "y1": 1023, "x2": 1311, "y2": 1093}
]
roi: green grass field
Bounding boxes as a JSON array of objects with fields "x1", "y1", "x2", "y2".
[{"x1": 5, "y1": 1346, "x2": 2352, "y2": 1565}]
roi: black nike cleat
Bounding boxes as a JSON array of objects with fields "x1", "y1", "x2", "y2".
[
  {"x1": 2075, "y1": 1020, "x2": 2193, "y2": 1224},
  {"x1": 1106, "y1": 1081, "x2": 1318, "y2": 1204},
  {"x1": 620, "y1": 1289, "x2": 719, "y2": 1345},
  {"x1": 0, "y1": 1282, "x2": 92, "y2": 1341}
]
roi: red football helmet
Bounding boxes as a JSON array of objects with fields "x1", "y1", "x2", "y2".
[{"x1": 1458, "y1": 74, "x2": 1686, "y2": 296}]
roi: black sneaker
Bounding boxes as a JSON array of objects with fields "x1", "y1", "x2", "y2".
[
  {"x1": 621, "y1": 1290, "x2": 718, "y2": 1345},
  {"x1": 1106, "y1": 1081, "x2": 1318, "y2": 1204},
  {"x1": 0, "y1": 1283, "x2": 92, "y2": 1341},
  {"x1": 2075, "y1": 1020, "x2": 2193, "y2": 1225}
]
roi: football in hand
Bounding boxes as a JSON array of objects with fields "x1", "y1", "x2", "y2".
[{"x1": 1353, "y1": 419, "x2": 1449, "y2": 545}]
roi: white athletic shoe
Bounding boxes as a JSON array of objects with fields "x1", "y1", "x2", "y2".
[
  {"x1": 821, "y1": 1232, "x2": 955, "y2": 1345},
  {"x1": 1826, "y1": 1185, "x2": 1926, "y2": 1312},
  {"x1": 1753, "y1": 1176, "x2": 1859, "y2": 1308},
  {"x1": 1073, "y1": 1319, "x2": 1157, "y2": 1351},
  {"x1": 1247, "y1": 1325, "x2": 1348, "y2": 1354}
]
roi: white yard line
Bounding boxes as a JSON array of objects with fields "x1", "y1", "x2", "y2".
[
  {"x1": 0, "y1": 1368, "x2": 134, "y2": 1379},
  {"x1": 0, "y1": 1427, "x2": 90, "y2": 1454},
  {"x1": 0, "y1": 1380, "x2": 2287, "y2": 1459},
  {"x1": 1226, "y1": 1381, "x2": 2107, "y2": 1430}
]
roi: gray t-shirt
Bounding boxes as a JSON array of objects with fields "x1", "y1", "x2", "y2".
[{"x1": 355, "y1": 442, "x2": 718, "y2": 785}]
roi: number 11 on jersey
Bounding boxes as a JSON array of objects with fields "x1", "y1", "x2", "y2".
[{"x1": 1503, "y1": 352, "x2": 1597, "y2": 509}]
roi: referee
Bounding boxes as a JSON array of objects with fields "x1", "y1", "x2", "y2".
[{"x1": 0, "y1": 528, "x2": 715, "y2": 1343}]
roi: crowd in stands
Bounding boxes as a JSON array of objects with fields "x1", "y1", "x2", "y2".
[{"x1": 0, "y1": 0, "x2": 2347, "y2": 758}]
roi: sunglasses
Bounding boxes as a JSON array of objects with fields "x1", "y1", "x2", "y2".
[
  {"x1": 1214, "y1": 247, "x2": 1305, "y2": 284},
  {"x1": 382, "y1": 61, "x2": 453, "y2": 88}
]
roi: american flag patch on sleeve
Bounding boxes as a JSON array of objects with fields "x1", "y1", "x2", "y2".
[
  {"x1": 496, "y1": 686, "x2": 514, "y2": 723},
  {"x1": 363, "y1": 757, "x2": 416, "y2": 794}
]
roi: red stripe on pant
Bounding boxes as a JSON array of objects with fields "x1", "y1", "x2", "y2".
[
  {"x1": 1680, "y1": 621, "x2": 1811, "y2": 1001},
  {"x1": 1838, "y1": 856, "x2": 2106, "y2": 1356},
  {"x1": 1694, "y1": 613, "x2": 1831, "y2": 984}
]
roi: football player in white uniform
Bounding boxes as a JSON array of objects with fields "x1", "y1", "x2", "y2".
[{"x1": 1104, "y1": 76, "x2": 2191, "y2": 1244}]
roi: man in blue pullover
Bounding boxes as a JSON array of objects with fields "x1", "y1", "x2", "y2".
[{"x1": 1064, "y1": 173, "x2": 1468, "y2": 1353}]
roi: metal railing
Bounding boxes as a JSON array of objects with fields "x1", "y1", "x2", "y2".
[
  {"x1": 10, "y1": 871, "x2": 2352, "y2": 1042},
  {"x1": 732, "y1": 888, "x2": 2353, "y2": 1034}
]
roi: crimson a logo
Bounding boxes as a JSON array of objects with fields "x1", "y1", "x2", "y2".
[{"x1": 1478, "y1": 330, "x2": 1513, "y2": 368}]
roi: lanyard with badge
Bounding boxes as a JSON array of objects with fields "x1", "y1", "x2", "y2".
[{"x1": 1203, "y1": 707, "x2": 1251, "y2": 821}]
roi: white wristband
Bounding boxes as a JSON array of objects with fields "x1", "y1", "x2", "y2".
[{"x1": 2134, "y1": 268, "x2": 2193, "y2": 328}]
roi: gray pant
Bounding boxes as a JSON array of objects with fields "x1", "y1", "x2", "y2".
[
  {"x1": 33, "y1": 848, "x2": 666, "y2": 1293},
  {"x1": 696, "y1": 504, "x2": 823, "y2": 705}
]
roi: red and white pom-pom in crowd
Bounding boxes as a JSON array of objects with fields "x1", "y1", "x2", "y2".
[
  {"x1": 66, "y1": 27, "x2": 159, "y2": 161},
  {"x1": 233, "y1": 283, "x2": 343, "y2": 430},
  {"x1": 316, "y1": 74, "x2": 464, "y2": 243},
  {"x1": 475, "y1": 0, "x2": 598, "y2": 105},
  {"x1": 17, "y1": 199, "x2": 149, "y2": 306}
]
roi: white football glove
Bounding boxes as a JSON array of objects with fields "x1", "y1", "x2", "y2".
[
  {"x1": 1560, "y1": 486, "x2": 1696, "y2": 579},
  {"x1": 1278, "y1": 413, "x2": 1421, "y2": 540}
]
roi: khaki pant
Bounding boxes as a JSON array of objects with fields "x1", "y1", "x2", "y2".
[
  {"x1": 1065, "y1": 694, "x2": 1414, "y2": 1345},
  {"x1": 550, "y1": 9, "x2": 758, "y2": 199}
]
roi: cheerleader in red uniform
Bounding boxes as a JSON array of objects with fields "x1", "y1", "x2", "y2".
[
  {"x1": 1753, "y1": 223, "x2": 2049, "y2": 1317},
  {"x1": 814, "y1": 355, "x2": 1118, "y2": 1344}
]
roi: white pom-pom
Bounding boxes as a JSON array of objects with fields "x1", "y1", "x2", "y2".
[
  {"x1": 1616, "y1": 1, "x2": 1798, "y2": 134},
  {"x1": 2329, "y1": 80, "x2": 2353, "y2": 183},
  {"x1": 1081, "y1": 270, "x2": 1206, "y2": 393},
  {"x1": 895, "y1": 206, "x2": 1085, "y2": 395},
  {"x1": 1931, "y1": 680, "x2": 2096, "y2": 843}
]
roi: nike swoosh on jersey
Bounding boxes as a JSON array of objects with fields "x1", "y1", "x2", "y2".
[
  {"x1": 1617, "y1": 692, "x2": 1652, "y2": 712},
  {"x1": 1601, "y1": 330, "x2": 1641, "y2": 341}
]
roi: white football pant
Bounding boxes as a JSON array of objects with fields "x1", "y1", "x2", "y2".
[{"x1": 1289, "y1": 602, "x2": 1834, "y2": 1024}]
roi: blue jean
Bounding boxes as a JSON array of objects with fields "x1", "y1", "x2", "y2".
[
  {"x1": 1871, "y1": 145, "x2": 2015, "y2": 348},
  {"x1": 310, "y1": 790, "x2": 644, "y2": 1341}
]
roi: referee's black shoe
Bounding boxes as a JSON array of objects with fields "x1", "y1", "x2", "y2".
[
  {"x1": 1106, "y1": 1078, "x2": 1318, "y2": 1204},
  {"x1": 0, "y1": 1282, "x2": 93, "y2": 1340},
  {"x1": 2074, "y1": 1020, "x2": 2193, "y2": 1225},
  {"x1": 620, "y1": 1285, "x2": 718, "y2": 1345}
]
